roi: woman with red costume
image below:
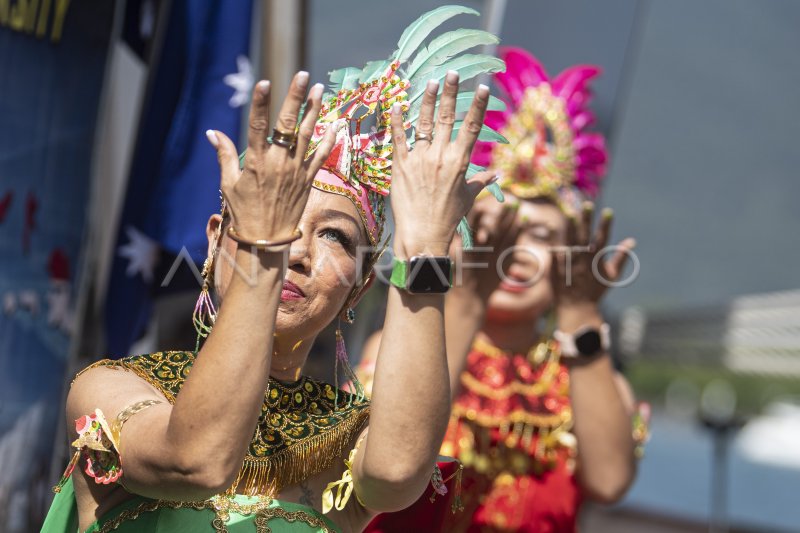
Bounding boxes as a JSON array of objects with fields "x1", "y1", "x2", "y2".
[{"x1": 361, "y1": 47, "x2": 649, "y2": 532}]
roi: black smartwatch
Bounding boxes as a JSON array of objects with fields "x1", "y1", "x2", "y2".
[
  {"x1": 390, "y1": 256, "x2": 452, "y2": 294},
  {"x1": 553, "y1": 324, "x2": 611, "y2": 358}
]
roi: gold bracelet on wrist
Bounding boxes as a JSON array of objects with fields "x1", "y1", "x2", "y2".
[{"x1": 226, "y1": 226, "x2": 303, "y2": 249}]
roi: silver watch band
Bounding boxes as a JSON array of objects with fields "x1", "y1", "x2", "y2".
[{"x1": 553, "y1": 323, "x2": 611, "y2": 358}]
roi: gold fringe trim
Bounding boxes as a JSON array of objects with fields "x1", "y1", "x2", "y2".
[
  {"x1": 458, "y1": 367, "x2": 564, "y2": 400},
  {"x1": 452, "y1": 403, "x2": 571, "y2": 430},
  {"x1": 231, "y1": 407, "x2": 370, "y2": 496}
]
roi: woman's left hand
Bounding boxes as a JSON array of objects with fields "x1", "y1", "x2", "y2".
[
  {"x1": 552, "y1": 203, "x2": 636, "y2": 327},
  {"x1": 389, "y1": 71, "x2": 497, "y2": 259}
]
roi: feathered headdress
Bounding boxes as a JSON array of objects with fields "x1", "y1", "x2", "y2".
[
  {"x1": 471, "y1": 47, "x2": 607, "y2": 213},
  {"x1": 305, "y1": 5, "x2": 507, "y2": 246}
]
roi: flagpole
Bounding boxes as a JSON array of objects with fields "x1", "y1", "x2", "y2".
[
  {"x1": 476, "y1": 0, "x2": 507, "y2": 87},
  {"x1": 260, "y1": 0, "x2": 307, "y2": 102}
]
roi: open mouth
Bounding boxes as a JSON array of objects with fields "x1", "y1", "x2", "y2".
[
  {"x1": 281, "y1": 280, "x2": 306, "y2": 301},
  {"x1": 498, "y1": 271, "x2": 535, "y2": 293},
  {"x1": 498, "y1": 279, "x2": 529, "y2": 294}
]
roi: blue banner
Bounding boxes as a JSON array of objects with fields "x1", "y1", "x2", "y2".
[{"x1": 0, "y1": 1, "x2": 115, "y2": 531}]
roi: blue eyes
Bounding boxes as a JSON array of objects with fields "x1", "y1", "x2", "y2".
[{"x1": 320, "y1": 228, "x2": 352, "y2": 248}]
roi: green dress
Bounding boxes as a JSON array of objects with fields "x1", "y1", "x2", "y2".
[
  {"x1": 41, "y1": 351, "x2": 371, "y2": 532},
  {"x1": 42, "y1": 477, "x2": 340, "y2": 532}
]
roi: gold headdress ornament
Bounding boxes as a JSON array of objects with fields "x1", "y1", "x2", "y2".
[{"x1": 472, "y1": 47, "x2": 608, "y2": 214}]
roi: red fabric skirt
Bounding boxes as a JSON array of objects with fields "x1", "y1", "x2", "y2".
[{"x1": 364, "y1": 457, "x2": 580, "y2": 532}]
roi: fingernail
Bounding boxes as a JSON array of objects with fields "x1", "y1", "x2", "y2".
[
  {"x1": 477, "y1": 83, "x2": 489, "y2": 96},
  {"x1": 257, "y1": 80, "x2": 270, "y2": 94},
  {"x1": 602, "y1": 208, "x2": 614, "y2": 219},
  {"x1": 296, "y1": 71, "x2": 309, "y2": 88},
  {"x1": 205, "y1": 129, "x2": 219, "y2": 147},
  {"x1": 489, "y1": 174, "x2": 500, "y2": 184},
  {"x1": 392, "y1": 102, "x2": 402, "y2": 114},
  {"x1": 427, "y1": 79, "x2": 439, "y2": 92},
  {"x1": 446, "y1": 70, "x2": 459, "y2": 84},
  {"x1": 311, "y1": 82, "x2": 324, "y2": 96},
  {"x1": 629, "y1": 238, "x2": 637, "y2": 249}
]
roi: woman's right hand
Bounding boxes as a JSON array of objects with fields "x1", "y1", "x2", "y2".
[
  {"x1": 389, "y1": 71, "x2": 498, "y2": 259},
  {"x1": 206, "y1": 72, "x2": 338, "y2": 241}
]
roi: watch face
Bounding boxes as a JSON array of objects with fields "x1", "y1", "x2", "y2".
[
  {"x1": 407, "y1": 257, "x2": 451, "y2": 294},
  {"x1": 575, "y1": 330, "x2": 602, "y2": 356}
]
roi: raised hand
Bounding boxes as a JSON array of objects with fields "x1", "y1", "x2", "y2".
[
  {"x1": 206, "y1": 72, "x2": 338, "y2": 243},
  {"x1": 451, "y1": 199, "x2": 521, "y2": 301},
  {"x1": 389, "y1": 71, "x2": 497, "y2": 259},
  {"x1": 552, "y1": 202, "x2": 636, "y2": 322}
]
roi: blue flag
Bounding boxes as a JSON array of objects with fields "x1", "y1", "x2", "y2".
[{"x1": 106, "y1": 0, "x2": 254, "y2": 356}]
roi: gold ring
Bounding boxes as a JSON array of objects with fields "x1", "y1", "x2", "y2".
[
  {"x1": 414, "y1": 132, "x2": 433, "y2": 143},
  {"x1": 271, "y1": 128, "x2": 298, "y2": 150}
]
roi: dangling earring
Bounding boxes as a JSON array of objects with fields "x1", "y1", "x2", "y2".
[
  {"x1": 193, "y1": 255, "x2": 218, "y2": 352},
  {"x1": 334, "y1": 306, "x2": 364, "y2": 407}
]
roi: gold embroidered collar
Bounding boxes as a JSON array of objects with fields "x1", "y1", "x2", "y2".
[{"x1": 84, "y1": 351, "x2": 370, "y2": 495}]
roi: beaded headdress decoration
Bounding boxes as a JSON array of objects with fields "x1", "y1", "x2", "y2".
[
  {"x1": 471, "y1": 47, "x2": 608, "y2": 214},
  {"x1": 305, "y1": 4, "x2": 507, "y2": 247}
]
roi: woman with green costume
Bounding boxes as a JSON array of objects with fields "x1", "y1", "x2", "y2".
[{"x1": 42, "y1": 6, "x2": 506, "y2": 533}]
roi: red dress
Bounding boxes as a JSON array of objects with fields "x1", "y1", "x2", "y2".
[{"x1": 365, "y1": 339, "x2": 582, "y2": 532}]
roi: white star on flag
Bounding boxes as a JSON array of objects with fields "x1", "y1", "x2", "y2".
[
  {"x1": 118, "y1": 226, "x2": 160, "y2": 284},
  {"x1": 47, "y1": 282, "x2": 75, "y2": 335},
  {"x1": 224, "y1": 55, "x2": 254, "y2": 108}
]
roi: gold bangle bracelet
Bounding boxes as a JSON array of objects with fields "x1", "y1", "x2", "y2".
[{"x1": 227, "y1": 226, "x2": 303, "y2": 249}]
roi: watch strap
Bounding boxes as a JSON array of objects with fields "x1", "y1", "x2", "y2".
[
  {"x1": 390, "y1": 257, "x2": 408, "y2": 290},
  {"x1": 554, "y1": 323, "x2": 611, "y2": 358}
]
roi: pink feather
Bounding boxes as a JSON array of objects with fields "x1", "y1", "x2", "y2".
[
  {"x1": 495, "y1": 47, "x2": 549, "y2": 105},
  {"x1": 480, "y1": 47, "x2": 608, "y2": 197}
]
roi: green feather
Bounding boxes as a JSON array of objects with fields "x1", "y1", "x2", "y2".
[
  {"x1": 486, "y1": 182, "x2": 505, "y2": 202},
  {"x1": 457, "y1": 217, "x2": 474, "y2": 249},
  {"x1": 409, "y1": 92, "x2": 506, "y2": 123},
  {"x1": 359, "y1": 60, "x2": 390, "y2": 83},
  {"x1": 406, "y1": 54, "x2": 505, "y2": 105},
  {"x1": 406, "y1": 29, "x2": 499, "y2": 80},
  {"x1": 451, "y1": 122, "x2": 509, "y2": 143},
  {"x1": 328, "y1": 67, "x2": 363, "y2": 92},
  {"x1": 467, "y1": 163, "x2": 505, "y2": 202},
  {"x1": 466, "y1": 162, "x2": 483, "y2": 178},
  {"x1": 394, "y1": 5, "x2": 479, "y2": 63}
]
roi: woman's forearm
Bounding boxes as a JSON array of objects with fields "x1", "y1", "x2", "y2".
[
  {"x1": 355, "y1": 287, "x2": 451, "y2": 511},
  {"x1": 167, "y1": 249, "x2": 284, "y2": 481},
  {"x1": 444, "y1": 287, "x2": 486, "y2": 398},
  {"x1": 569, "y1": 355, "x2": 636, "y2": 503},
  {"x1": 558, "y1": 305, "x2": 635, "y2": 502}
]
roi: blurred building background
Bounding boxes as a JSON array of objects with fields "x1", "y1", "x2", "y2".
[{"x1": 1, "y1": 0, "x2": 798, "y2": 531}]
